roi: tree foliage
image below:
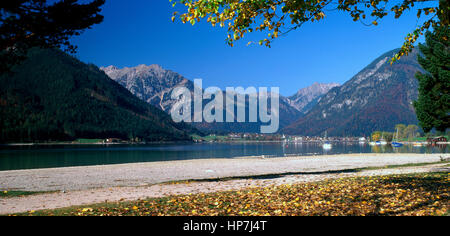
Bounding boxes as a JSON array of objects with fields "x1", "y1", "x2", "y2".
[
  {"x1": 413, "y1": 24, "x2": 449, "y2": 133},
  {"x1": 373, "y1": 124, "x2": 420, "y2": 141},
  {"x1": 0, "y1": 0, "x2": 105, "y2": 73},
  {"x1": 371, "y1": 131, "x2": 382, "y2": 141},
  {"x1": 404, "y1": 124, "x2": 420, "y2": 139},
  {"x1": 395, "y1": 124, "x2": 407, "y2": 138},
  {"x1": 394, "y1": 124, "x2": 421, "y2": 139},
  {"x1": 171, "y1": 0, "x2": 449, "y2": 62}
]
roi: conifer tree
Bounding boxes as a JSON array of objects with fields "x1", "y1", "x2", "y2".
[
  {"x1": 0, "y1": 0, "x2": 105, "y2": 73},
  {"x1": 413, "y1": 25, "x2": 449, "y2": 133}
]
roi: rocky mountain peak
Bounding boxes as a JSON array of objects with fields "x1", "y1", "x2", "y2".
[
  {"x1": 287, "y1": 82, "x2": 340, "y2": 113},
  {"x1": 100, "y1": 65, "x2": 118, "y2": 73},
  {"x1": 100, "y1": 64, "x2": 192, "y2": 110}
]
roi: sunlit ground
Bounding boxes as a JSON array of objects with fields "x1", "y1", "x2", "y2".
[{"x1": 12, "y1": 172, "x2": 449, "y2": 216}]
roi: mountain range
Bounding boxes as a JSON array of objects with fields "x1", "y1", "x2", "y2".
[
  {"x1": 102, "y1": 48, "x2": 423, "y2": 137},
  {"x1": 101, "y1": 65, "x2": 338, "y2": 133}
]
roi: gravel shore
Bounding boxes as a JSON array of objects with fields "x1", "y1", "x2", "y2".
[
  {"x1": 0, "y1": 153, "x2": 448, "y2": 214},
  {"x1": 0, "y1": 153, "x2": 448, "y2": 192}
]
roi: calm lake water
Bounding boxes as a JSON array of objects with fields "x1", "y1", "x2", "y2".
[{"x1": 0, "y1": 142, "x2": 448, "y2": 171}]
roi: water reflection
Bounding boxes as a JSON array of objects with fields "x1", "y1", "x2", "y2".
[{"x1": 0, "y1": 142, "x2": 448, "y2": 171}]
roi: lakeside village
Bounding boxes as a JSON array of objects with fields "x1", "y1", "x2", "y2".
[
  {"x1": 193, "y1": 133, "x2": 448, "y2": 145},
  {"x1": 192, "y1": 124, "x2": 449, "y2": 149}
]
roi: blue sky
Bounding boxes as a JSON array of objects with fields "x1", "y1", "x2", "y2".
[{"x1": 71, "y1": 0, "x2": 434, "y2": 96}]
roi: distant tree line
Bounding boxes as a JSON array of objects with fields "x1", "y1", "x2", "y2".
[
  {"x1": 371, "y1": 124, "x2": 421, "y2": 142},
  {"x1": 370, "y1": 123, "x2": 450, "y2": 142},
  {"x1": 394, "y1": 124, "x2": 421, "y2": 141}
]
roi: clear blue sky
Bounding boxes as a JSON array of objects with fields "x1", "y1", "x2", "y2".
[{"x1": 71, "y1": 0, "x2": 434, "y2": 96}]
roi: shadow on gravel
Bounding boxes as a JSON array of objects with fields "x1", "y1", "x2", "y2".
[
  {"x1": 171, "y1": 168, "x2": 361, "y2": 183},
  {"x1": 169, "y1": 162, "x2": 450, "y2": 184}
]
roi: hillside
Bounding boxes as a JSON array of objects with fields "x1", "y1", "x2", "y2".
[
  {"x1": 282, "y1": 49, "x2": 423, "y2": 137},
  {"x1": 0, "y1": 49, "x2": 193, "y2": 143}
]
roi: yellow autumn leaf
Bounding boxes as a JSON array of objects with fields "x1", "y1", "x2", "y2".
[{"x1": 82, "y1": 208, "x2": 93, "y2": 212}]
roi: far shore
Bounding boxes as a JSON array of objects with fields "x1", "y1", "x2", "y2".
[
  {"x1": 2, "y1": 140, "x2": 449, "y2": 147},
  {"x1": 0, "y1": 141, "x2": 191, "y2": 146}
]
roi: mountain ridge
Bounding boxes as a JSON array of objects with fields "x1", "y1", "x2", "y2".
[
  {"x1": 101, "y1": 65, "x2": 339, "y2": 133},
  {"x1": 282, "y1": 48, "x2": 423, "y2": 136},
  {"x1": 287, "y1": 82, "x2": 340, "y2": 113}
]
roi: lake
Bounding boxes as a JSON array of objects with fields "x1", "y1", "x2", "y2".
[{"x1": 0, "y1": 142, "x2": 448, "y2": 171}]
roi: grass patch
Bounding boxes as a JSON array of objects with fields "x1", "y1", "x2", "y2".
[
  {"x1": 12, "y1": 172, "x2": 449, "y2": 216},
  {"x1": 75, "y1": 139, "x2": 103, "y2": 144},
  {"x1": 0, "y1": 191, "x2": 52, "y2": 198},
  {"x1": 396, "y1": 136, "x2": 449, "y2": 142},
  {"x1": 191, "y1": 135, "x2": 230, "y2": 142}
]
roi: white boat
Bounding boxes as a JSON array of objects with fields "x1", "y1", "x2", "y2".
[
  {"x1": 359, "y1": 137, "x2": 366, "y2": 145},
  {"x1": 322, "y1": 131, "x2": 332, "y2": 150},
  {"x1": 323, "y1": 142, "x2": 332, "y2": 150}
]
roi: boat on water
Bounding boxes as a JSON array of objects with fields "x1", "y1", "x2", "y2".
[
  {"x1": 323, "y1": 142, "x2": 332, "y2": 150},
  {"x1": 391, "y1": 142, "x2": 403, "y2": 148},
  {"x1": 358, "y1": 137, "x2": 367, "y2": 145},
  {"x1": 371, "y1": 140, "x2": 387, "y2": 146},
  {"x1": 391, "y1": 128, "x2": 404, "y2": 148},
  {"x1": 322, "y1": 131, "x2": 332, "y2": 150}
]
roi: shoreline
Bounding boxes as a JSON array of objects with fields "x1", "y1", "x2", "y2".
[
  {"x1": 0, "y1": 153, "x2": 448, "y2": 192},
  {"x1": 0, "y1": 141, "x2": 195, "y2": 146},
  {"x1": 0, "y1": 159, "x2": 448, "y2": 215},
  {"x1": 3, "y1": 141, "x2": 449, "y2": 146}
]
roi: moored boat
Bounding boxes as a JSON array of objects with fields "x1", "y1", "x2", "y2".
[
  {"x1": 323, "y1": 142, "x2": 332, "y2": 150},
  {"x1": 391, "y1": 128, "x2": 403, "y2": 148},
  {"x1": 391, "y1": 142, "x2": 403, "y2": 148}
]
